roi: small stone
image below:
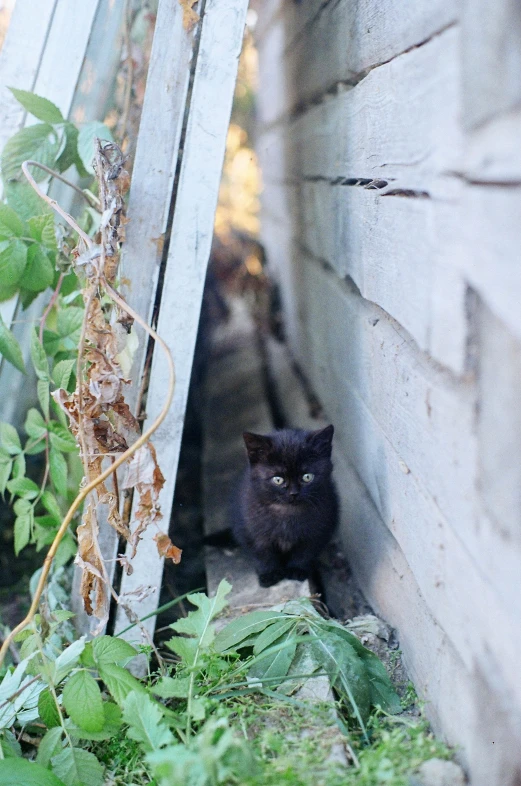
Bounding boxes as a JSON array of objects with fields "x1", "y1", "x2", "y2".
[{"x1": 410, "y1": 758, "x2": 466, "y2": 786}]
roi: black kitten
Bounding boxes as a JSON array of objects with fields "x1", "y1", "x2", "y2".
[{"x1": 232, "y1": 425, "x2": 338, "y2": 587}]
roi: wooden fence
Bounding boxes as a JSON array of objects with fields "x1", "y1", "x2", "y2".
[
  {"x1": 0, "y1": 0, "x2": 249, "y2": 654},
  {"x1": 253, "y1": 2, "x2": 521, "y2": 784}
]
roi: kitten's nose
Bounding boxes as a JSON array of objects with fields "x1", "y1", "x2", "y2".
[{"x1": 288, "y1": 485, "x2": 299, "y2": 502}]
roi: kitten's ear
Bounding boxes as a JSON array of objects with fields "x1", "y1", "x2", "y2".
[
  {"x1": 307, "y1": 424, "x2": 334, "y2": 457},
  {"x1": 243, "y1": 432, "x2": 272, "y2": 464}
]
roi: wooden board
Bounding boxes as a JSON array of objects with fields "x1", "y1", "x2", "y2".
[
  {"x1": 461, "y1": 0, "x2": 521, "y2": 130},
  {"x1": 0, "y1": 0, "x2": 101, "y2": 426},
  {"x1": 261, "y1": 178, "x2": 467, "y2": 373},
  {"x1": 115, "y1": 0, "x2": 251, "y2": 642},
  {"x1": 257, "y1": 0, "x2": 457, "y2": 124},
  {"x1": 259, "y1": 27, "x2": 462, "y2": 197},
  {"x1": 73, "y1": 0, "x2": 198, "y2": 629},
  {"x1": 294, "y1": 248, "x2": 521, "y2": 699},
  {"x1": 264, "y1": 333, "x2": 521, "y2": 786}
]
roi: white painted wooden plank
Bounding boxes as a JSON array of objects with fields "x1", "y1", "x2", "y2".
[
  {"x1": 461, "y1": 0, "x2": 521, "y2": 130},
  {"x1": 476, "y1": 300, "x2": 521, "y2": 549},
  {"x1": 70, "y1": 0, "x2": 196, "y2": 633},
  {"x1": 0, "y1": 0, "x2": 57, "y2": 152},
  {"x1": 250, "y1": 0, "x2": 282, "y2": 42},
  {"x1": 0, "y1": 0, "x2": 56, "y2": 332},
  {"x1": 261, "y1": 178, "x2": 467, "y2": 373},
  {"x1": 259, "y1": 210, "x2": 302, "y2": 363},
  {"x1": 31, "y1": 0, "x2": 100, "y2": 116},
  {"x1": 259, "y1": 27, "x2": 463, "y2": 198},
  {"x1": 115, "y1": 0, "x2": 250, "y2": 642},
  {"x1": 334, "y1": 451, "x2": 517, "y2": 786},
  {"x1": 458, "y1": 184, "x2": 521, "y2": 342},
  {"x1": 0, "y1": 0, "x2": 102, "y2": 425},
  {"x1": 461, "y1": 108, "x2": 521, "y2": 183},
  {"x1": 294, "y1": 250, "x2": 521, "y2": 705},
  {"x1": 256, "y1": 16, "x2": 287, "y2": 128},
  {"x1": 284, "y1": 0, "x2": 457, "y2": 114},
  {"x1": 119, "y1": 0, "x2": 195, "y2": 360}
]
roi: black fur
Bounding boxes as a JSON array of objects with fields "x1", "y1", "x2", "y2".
[{"x1": 232, "y1": 426, "x2": 338, "y2": 587}]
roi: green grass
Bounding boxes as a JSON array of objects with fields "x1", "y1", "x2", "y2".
[{"x1": 91, "y1": 691, "x2": 453, "y2": 786}]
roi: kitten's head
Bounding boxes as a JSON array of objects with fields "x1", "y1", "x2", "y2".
[{"x1": 243, "y1": 425, "x2": 334, "y2": 506}]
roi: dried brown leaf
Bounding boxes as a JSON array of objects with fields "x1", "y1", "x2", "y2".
[
  {"x1": 76, "y1": 501, "x2": 109, "y2": 621},
  {"x1": 154, "y1": 532, "x2": 182, "y2": 564},
  {"x1": 179, "y1": 0, "x2": 199, "y2": 31}
]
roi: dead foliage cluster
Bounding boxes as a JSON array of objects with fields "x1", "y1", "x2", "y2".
[{"x1": 50, "y1": 140, "x2": 181, "y2": 630}]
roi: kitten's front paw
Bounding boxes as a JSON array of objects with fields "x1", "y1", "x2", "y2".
[
  {"x1": 285, "y1": 567, "x2": 309, "y2": 582},
  {"x1": 259, "y1": 570, "x2": 284, "y2": 587}
]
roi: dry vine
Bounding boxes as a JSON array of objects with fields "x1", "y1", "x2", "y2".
[{"x1": 0, "y1": 140, "x2": 180, "y2": 667}]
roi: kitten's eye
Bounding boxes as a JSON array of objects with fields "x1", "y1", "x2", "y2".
[
  {"x1": 302, "y1": 473, "x2": 314, "y2": 483},
  {"x1": 271, "y1": 476, "x2": 284, "y2": 486}
]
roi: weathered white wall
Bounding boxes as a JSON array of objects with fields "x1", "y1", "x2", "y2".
[{"x1": 254, "y1": 2, "x2": 521, "y2": 784}]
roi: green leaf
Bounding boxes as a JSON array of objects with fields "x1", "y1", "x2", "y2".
[
  {"x1": 48, "y1": 423, "x2": 77, "y2": 453},
  {"x1": 30, "y1": 329, "x2": 50, "y2": 380},
  {"x1": 1, "y1": 124, "x2": 59, "y2": 183},
  {"x1": 54, "y1": 533, "x2": 76, "y2": 568},
  {"x1": 38, "y1": 378, "x2": 50, "y2": 419},
  {"x1": 0, "y1": 203, "x2": 24, "y2": 238},
  {"x1": 25, "y1": 408, "x2": 47, "y2": 440},
  {"x1": 67, "y1": 702, "x2": 122, "y2": 742},
  {"x1": 52, "y1": 359, "x2": 75, "y2": 390},
  {"x1": 41, "y1": 490, "x2": 62, "y2": 522},
  {"x1": 0, "y1": 312, "x2": 25, "y2": 373},
  {"x1": 0, "y1": 759, "x2": 67, "y2": 786},
  {"x1": 14, "y1": 513, "x2": 32, "y2": 554},
  {"x1": 249, "y1": 631, "x2": 297, "y2": 685},
  {"x1": 55, "y1": 124, "x2": 81, "y2": 174},
  {"x1": 49, "y1": 446, "x2": 67, "y2": 497},
  {"x1": 253, "y1": 619, "x2": 296, "y2": 655},
  {"x1": 38, "y1": 688, "x2": 61, "y2": 728},
  {"x1": 7, "y1": 476, "x2": 39, "y2": 498},
  {"x1": 122, "y1": 691, "x2": 174, "y2": 752},
  {"x1": 12, "y1": 452, "x2": 25, "y2": 478},
  {"x1": 53, "y1": 638, "x2": 86, "y2": 684},
  {"x1": 0, "y1": 455, "x2": 12, "y2": 495},
  {"x1": 0, "y1": 237, "x2": 27, "y2": 287},
  {"x1": 13, "y1": 497, "x2": 32, "y2": 516},
  {"x1": 27, "y1": 214, "x2": 57, "y2": 251},
  {"x1": 9, "y1": 88, "x2": 64, "y2": 124},
  {"x1": 92, "y1": 636, "x2": 137, "y2": 667},
  {"x1": 4, "y1": 180, "x2": 52, "y2": 221},
  {"x1": 51, "y1": 747, "x2": 103, "y2": 786},
  {"x1": 36, "y1": 727, "x2": 64, "y2": 768},
  {"x1": 19, "y1": 244, "x2": 54, "y2": 291},
  {"x1": 167, "y1": 579, "x2": 231, "y2": 666},
  {"x1": 214, "y1": 610, "x2": 285, "y2": 653},
  {"x1": 56, "y1": 306, "x2": 84, "y2": 347},
  {"x1": 77, "y1": 122, "x2": 114, "y2": 175},
  {"x1": 0, "y1": 729, "x2": 21, "y2": 758},
  {"x1": 62, "y1": 671, "x2": 104, "y2": 733},
  {"x1": 309, "y1": 629, "x2": 371, "y2": 733},
  {"x1": 0, "y1": 422, "x2": 22, "y2": 453},
  {"x1": 328, "y1": 625, "x2": 401, "y2": 714},
  {"x1": 152, "y1": 675, "x2": 190, "y2": 699},
  {"x1": 98, "y1": 663, "x2": 147, "y2": 706}
]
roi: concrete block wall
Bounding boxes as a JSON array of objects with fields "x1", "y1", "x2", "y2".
[{"x1": 253, "y1": 2, "x2": 521, "y2": 783}]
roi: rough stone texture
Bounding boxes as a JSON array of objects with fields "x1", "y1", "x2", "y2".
[{"x1": 410, "y1": 758, "x2": 467, "y2": 786}]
